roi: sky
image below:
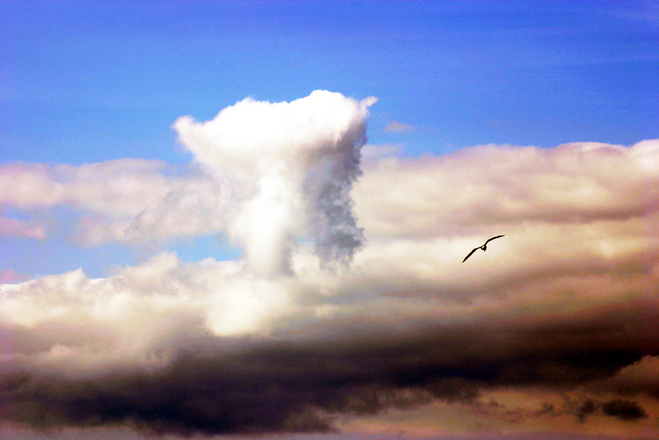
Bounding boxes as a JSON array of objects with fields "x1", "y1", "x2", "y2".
[{"x1": 1, "y1": 1, "x2": 658, "y2": 439}]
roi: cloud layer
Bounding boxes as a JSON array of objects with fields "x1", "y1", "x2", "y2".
[{"x1": 1, "y1": 92, "x2": 659, "y2": 437}]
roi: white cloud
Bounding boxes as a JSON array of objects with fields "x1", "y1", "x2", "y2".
[
  {"x1": 0, "y1": 163, "x2": 65, "y2": 207},
  {"x1": 0, "y1": 159, "x2": 180, "y2": 242},
  {"x1": 173, "y1": 90, "x2": 377, "y2": 276},
  {"x1": 353, "y1": 140, "x2": 659, "y2": 239},
  {"x1": 360, "y1": 144, "x2": 404, "y2": 163},
  {"x1": 1, "y1": 92, "x2": 378, "y2": 269}
]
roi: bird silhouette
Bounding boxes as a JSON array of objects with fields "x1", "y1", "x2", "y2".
[{"x1": 462, "y1": 235, "x2": 505, "y2": 263}]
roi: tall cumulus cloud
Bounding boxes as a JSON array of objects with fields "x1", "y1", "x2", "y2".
[{"x1": 172, "y1": 90, "x2": 375, "y2": 275}]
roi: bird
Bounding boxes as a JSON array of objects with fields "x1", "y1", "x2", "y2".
[{"x1": 462, "y1": 235, "x2": 505, "y2": 263}]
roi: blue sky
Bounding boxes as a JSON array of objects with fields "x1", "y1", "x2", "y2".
[
  {"x1": 2, "y1": 0, "x2": 657, "y2": 279},
  {"x1": 1, "y1": 2, "x2": 659, "y2": 439},
  {"x1": 4, "y1": 0, "x2": 657, "y2": 162}
]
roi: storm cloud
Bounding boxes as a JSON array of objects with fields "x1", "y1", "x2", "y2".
[{"x1": 2, "y1": 300, "x2": 657, "y2": 435}]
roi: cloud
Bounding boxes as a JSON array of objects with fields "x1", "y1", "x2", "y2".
[
  {"x1": 353, "y1": 140, "x2": 659, "y2": 239},
  {"x1": 173, "y1": 90, "x2": 376, "y2": 275},
  {"x1": 360, "y1": 144, "x2": 404, "y2": 163},
  {"x1": 384, "y1": 121, "x2": 415, "y2": 133},
  {"x1": 0, "y1": 159, "x2": 182, "y2": 243},
  {"x1": 1, "y1": 92, "x2": 377, "y2": 275},
  {"x1": 1, "y1": 273, "x2": 657, "y2": 435},
  {"x1": 0, "y1": 269, "x2": 30, "y2": 284},
  {"x1": 599, "y1": 355, "x2": 659, "y2": 397},
  {"x1": 564, "y1": 397, "x2": 648, "y2": 423},
  {"x1": 601, "y1": 399, "x2": 648, "y2": 421},
  {"x1": 2, "y1": 242, "x2": 659, "y2": 435},
  {"x1": 2, "y1": 93, "x2": 659, "y2": 437},
  {"x1": 0, "y1": 216, "x2": 47, "y2": 239}
]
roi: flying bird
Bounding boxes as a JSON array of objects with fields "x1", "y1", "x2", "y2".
[{"x1": 462, "y1": 235, "x2": 505, "y2": 263}]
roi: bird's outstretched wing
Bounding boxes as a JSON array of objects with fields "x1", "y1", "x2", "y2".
[
  {"x1": 462, "y1": 247, "x2": 479, "y2": 263},
  {"x1": 484, "y1": 234, "x2": 505, "y2": 245}
]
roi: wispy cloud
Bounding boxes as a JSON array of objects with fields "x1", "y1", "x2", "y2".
[
  {"x1": 0, "y1": 269, "x2": 29, "y2": 283},
  {"x1": 384, "y1": 120, "x2": 415, "y2": 133},
  {"x1": 360, "y1": 144, "x2": 404, "y2": 163},
  {"x1": 0, "y1": 216, "x2": 47, "y2": 239}
]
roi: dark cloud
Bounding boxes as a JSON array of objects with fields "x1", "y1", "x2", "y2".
[
  {"x1": 569, "y1": 398, "x2": 648, "y2": 423},
  {"x1": 2, "y1": 300, "x2": 658, "y2": 436},
  {"x1": 575, "y1": 399, "x2": 597, "y2": 422},
  {"x1": 601, "y1": 399, "x2": 648, "y2": 421}
]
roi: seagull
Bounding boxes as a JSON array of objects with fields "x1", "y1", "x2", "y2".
[{"x1": 462, "y1": 235, "x2": 505, "y2": 263}]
